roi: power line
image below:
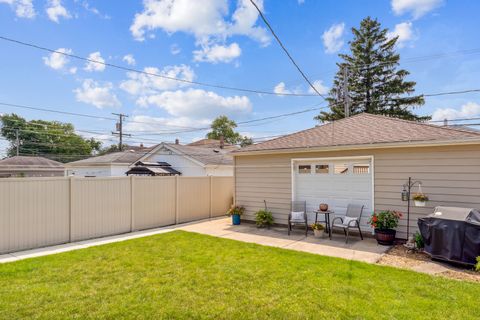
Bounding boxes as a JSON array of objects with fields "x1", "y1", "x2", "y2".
[
  {"x1": 0, "y1": 102, "x2": 116, "y2": 120},
  {"x1": 0, "y1": 35, "x2": 318, "y2": 97},
  {"x1": 248, "y1": 0, "x2": 326, "y2": 99}
]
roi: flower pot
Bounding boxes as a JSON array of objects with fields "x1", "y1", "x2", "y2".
[
  {"x1": 374, "y1": 228, "x2": 396, "y2": 245},
  {"x1": 414, "y1": 200, "x2": 426, "y2": 207},
  {"x1": 313, "y1": 229, "x2": 324, "y2": 238},
  {"x1": 232, "y1": 214, "x2": 241, "y2": 225},
  {"x1": 319, "y1": 203, "x2": 329, "y2": 212}
]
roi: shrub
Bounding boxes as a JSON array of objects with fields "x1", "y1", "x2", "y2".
[
  {"x1": 226, "y1": 205, "x2": 245, "y2": 217},
  {"x1": 476, "y1": 257, "x2": 480, "y2": 273},
  {"x1": 255, "y1": 209, "x2": 273, "y2": 228},
  {"x1": 311, "y1": 223, "x2": 325, "y2": 231},
  {"x1": 368, "y1": 210, "x2": 402, "y2": 230},
  {"x1": 412, "y1": 193, "x2": 429, "y2": 202},
  {"x1": 414, "y1": 231, "x2": 424, "y2": 249}
]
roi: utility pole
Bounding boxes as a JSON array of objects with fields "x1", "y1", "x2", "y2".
[
  {"x1": 112, "y1": 113, "x2": 131, "y2": 151},
  {"x1": 343, "y1": 66, "x2": 350, "y2": 118},
  {"x1": 15, "y1": 128, "x2": 19, "y2": 156}
]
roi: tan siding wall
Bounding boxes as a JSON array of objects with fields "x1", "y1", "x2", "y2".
[
  {"x1": 234, "y1": 145, "x2": 480, "y2": 239},
  {"x1": 0, "y1": 178, "x2": 70, "y2": 253}
]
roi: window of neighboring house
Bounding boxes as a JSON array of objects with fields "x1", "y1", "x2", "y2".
[
  {"x1": 298, "y1": 165, "x2": 311, "y2": 174},
  {"x1": 315, "y1": 164, "x2": 329, "y2": 174},
  {"x1": 353, "y1": 163, "x2": 370, "y2": 174},
  {"x1": 334, "y1": 163, "x2": 349, "y2": 174}
]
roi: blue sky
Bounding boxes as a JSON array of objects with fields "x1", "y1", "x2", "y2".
[{"x1": 0, "y1": 0, "x2": 479, "y2": 154}]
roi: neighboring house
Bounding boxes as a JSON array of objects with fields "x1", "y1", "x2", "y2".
[
  {"x1": 0, "y1": 156, "x2": 65, "y2": 178},
  {"x1": 65, "y1": 145, "x2": 155, "y2": 177},
  {"x1": 187, "y1": 138, "x2": 237, "y2": 150},
  {"x1": 232, "y1": 113, "x2": 480, "y2": 239},
  {"x1": 126, "y1": 161, "x2": 181, "y2": 176},
  {"x1": 66, "y1": 141, "x2": 233, "y2": 177},
  {"x1": 137, "y1": 142, "x2": 233, "y2": 176}
]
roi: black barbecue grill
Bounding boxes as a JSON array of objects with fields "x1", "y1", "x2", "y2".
[{"x1": 418, "y1": 206, "x2": 480, "y2": 266}]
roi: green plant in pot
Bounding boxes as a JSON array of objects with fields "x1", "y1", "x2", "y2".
[
  {"x1": 412, "y1": 193, "x2": 429, "y2": 207},
  {"x1": 255, "y1": 209, "x2": 273, "y2": 228},
  {"x1": 368, "y1": 210, "x2": 402, "y2": 245},
  {"x1": 311, "y1": 223, "x2": 325, "y2": 238},
  {"x1": 227, "y1": 205, "x2": 245, "y2": 225}
]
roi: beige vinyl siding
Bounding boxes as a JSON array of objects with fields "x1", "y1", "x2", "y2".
[{"x1": 234, "y1": 145, "x2": 480, "y2": 239}]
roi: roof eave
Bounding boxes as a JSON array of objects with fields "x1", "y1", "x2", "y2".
[{"x1": 232, "y1": 138, "x2": 480, "y2": 156}]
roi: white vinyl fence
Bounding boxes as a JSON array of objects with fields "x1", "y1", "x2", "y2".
[{"x1": 0, "y1": 176, "x2": 234, "y2": 254}]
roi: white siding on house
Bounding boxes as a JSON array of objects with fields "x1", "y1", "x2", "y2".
[
  {"x1": 234, "y1": 145, "x2": 480, "y2": 239},
  {"x1": 145, "y1": 147, "x2": 206, "y2": 176},
  {"x1": 67, "y1": 165, "x2": 129, "y2": 177},
  {"x1": 205, "y1": 165, "x2": 233, "y2": 176}
]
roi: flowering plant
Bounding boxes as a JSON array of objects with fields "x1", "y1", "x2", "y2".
[
  {"x1": 368, "y1": 210, "x2": 402, "y2": 230},
  {"x1": 311, "y1": 223, "x2": 325, "y2": 231},
  {"x1": 226, "y1": 205, "x2": 245, "y2": 216},
  {"x1": 412, "y1": 193, "x2": 429, "y2": 202}
]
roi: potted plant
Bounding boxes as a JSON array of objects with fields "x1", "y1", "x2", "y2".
[
  {"x1": 227, "y1": 205, "x2": 245, "y2": 225},
  {"x1": 311, "y1": 223, "x2": 325, "y2": 238},
  {"x1": 255, "y1": 209, "x2": 274, "y2": 228},
  {"x1": 412, "y1": 193, "x2": 429, "y2": 207},
  {"x1": 369, "y1": 210, "x2": 402, "y2": 245}
]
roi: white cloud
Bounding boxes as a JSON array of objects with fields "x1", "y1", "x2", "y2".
[
  {"x1": 322, "y1": 22, "x2": 345, "y2": 54},
  {"x1": 391, "y1": 0, "x2": 443, "y2": 19},
  {"x1": 123, "y1": 115, "x2": 210, "y2": 133},
  {"x1": 308, "y1": 80, "x2": 329, "y2": 95},
  {"x1": 170, "y1": 44, "x2": 181, "y2": 55},
  {"x1": 43, "y1": 48, "x2": 76, "y2": 73},
  {"x1": 130, "y1": 0, "x2": 270, "y2": 62},
  {"x1": 46, "y1": 0, "x2": 71, "y2": 23},
  {"x1": 0, "y1": 0, "x2": 35, "y2": 18},
  {"x1": 136, "y1": 88, "x2": 252, "y2": 120},
  {"x1": 193, "y1": 42, "x2": 241, "y2": 63},
  {"x1": 120, "y1": 64, "x2": 195, "y2": 95},
  {"x1": 122, "y1": 54, "x2": 136, "y2": 66},
  {"x1": 273, "y1": 82, "x2": 291, "y2": 95},
  {"x1": 432, "y1": 102, "x2": 480, "y2": 121},
  {"x1": 387, "y1": 21, "x2": 414, "y2": 48},
  {"x1": 74, "y1": 79, "x2": 121, "y2": 108},
  {"x1": 84, "y1": 51, "x2": 106, "y2": 72},
  {"x1": 298, "y1": 0, "x2": 305, "y2": 4},
  {"x1": 80, "y1": 1, "x2": 110, "y2": 19}
]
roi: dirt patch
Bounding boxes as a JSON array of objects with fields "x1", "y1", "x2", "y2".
[{"x1": 378, "y1": 245, "x2": 480, "y2": 283}]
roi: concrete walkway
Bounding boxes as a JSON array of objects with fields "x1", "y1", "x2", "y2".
[{"x1": 1, "y1": 217, "x2": 389, "y2": 264}]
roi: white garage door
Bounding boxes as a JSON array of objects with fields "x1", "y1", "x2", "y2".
[{"x1": 293, "y1": 157, "x2": 373, "y2": 230}]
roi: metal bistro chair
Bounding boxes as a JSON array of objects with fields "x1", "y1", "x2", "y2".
[
  {"x1": 331, "y1": 204, "x2": 364, "y2": 243},
  {"x1": 288, "y1": 200, "x2": 308, "y2": 236}
]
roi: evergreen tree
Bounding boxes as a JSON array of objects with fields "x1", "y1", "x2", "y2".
[{"x1": 316, "y1": 17, "x2": 429, "y2": 122}]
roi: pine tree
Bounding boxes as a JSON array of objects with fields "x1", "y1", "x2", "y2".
[{"x1": 316, "y1": 17, "x2": 429, "y2": 122}]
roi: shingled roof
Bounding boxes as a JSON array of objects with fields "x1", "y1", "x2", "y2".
[
  {"x1": 0, "y1": 156, "x2": 64, "y2": 168},
  {"x1": 235, "y1": 113, "x2": 480, "y2": 154},
  {"x1": 162, "y1": 143, "x2": 233, "y2": 166},
  {"x1": 66, "y1": 145, "x2": 157, "y2": 166}
]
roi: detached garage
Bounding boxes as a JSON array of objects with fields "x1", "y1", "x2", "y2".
[{"x1": 233, "y1": 113, "x2": 480, "y2": 239}]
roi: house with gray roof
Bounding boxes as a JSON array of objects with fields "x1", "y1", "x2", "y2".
[
  {"x1": 0, "y1": 156, "x2": 65, "y2": 178},
  {"x1": 66, "y1": 141, "x2": 233, "y2": 177}
]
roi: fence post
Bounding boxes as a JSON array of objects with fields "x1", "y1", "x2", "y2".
[
  {"x1": 130, "y1": 175, "x2": 134, "y2": 232},
  {"x1": 68, "y1": 176, "x2": 73, "y2": 242},
  {"x1": 209, "y1": 176, "x2": 213, "y2": 218},
  {"x1": 175, "y1": 175, "x2": 179, "y2": 224}
]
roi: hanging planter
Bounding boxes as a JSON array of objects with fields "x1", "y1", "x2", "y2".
[{"x1": 412, "y1": 193, "x2": 429, "y2": 207}]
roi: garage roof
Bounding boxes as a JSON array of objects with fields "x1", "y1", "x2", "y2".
[{"x1": 234, "y1": 113, "x2": 480, "y2": 154}]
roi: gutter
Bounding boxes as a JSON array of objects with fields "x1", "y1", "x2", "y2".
[{"x1": 232, "y1": 138, "x2": 480, "y2": 156}]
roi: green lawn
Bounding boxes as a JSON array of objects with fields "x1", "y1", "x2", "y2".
[{"x1": 0, "y1": 231, "x2": 478, "y2": 319}]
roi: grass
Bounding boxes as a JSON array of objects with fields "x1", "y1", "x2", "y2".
[{"x1": 0, "y1": 231, "x2": 479, "y2": 319}]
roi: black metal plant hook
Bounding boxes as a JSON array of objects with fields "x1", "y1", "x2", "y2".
[{"x1": 401, "y1": 177, "x2": 423, "y2": 239}]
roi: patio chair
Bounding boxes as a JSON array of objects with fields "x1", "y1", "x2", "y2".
[
  {"x1": 288, "y1": 200, "x2": 308, "y2": 236},
  {"x1": 331, "y1": 204, "x2": 364, "y2": 243}
]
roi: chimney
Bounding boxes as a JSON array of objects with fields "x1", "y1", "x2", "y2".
[
  {"x1": 175, "y1": 138, "x2": 179, "y2": 145},
  {"x1": 139, "y1": 143, "x2": 144, "y2": 148},
  {"x1": 443, "y1": 118, "x2": 448, "y2": 126},
  {"x1": 219, "y1": 136, "x2": 224, "y2": 149}
]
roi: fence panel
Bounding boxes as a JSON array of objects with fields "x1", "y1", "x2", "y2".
[
  {"x1": 132, "y1": 176, "x2": 176, "y2": 230},
  {"x1": 177, "y1": 177, "x2": 211, "y2": 223},
  {"x1": 70, "y1": 177, "x2": 131, "y2": 241},
  {"x1": 211, "y1": 177, "x2": 234, "y2": 217},
  {"x1": 0, "y1": 178, "x2": 70, "y2": 254}
]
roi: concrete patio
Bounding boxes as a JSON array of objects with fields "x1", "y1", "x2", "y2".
[{"x1": 179, "y1": 218, "x2": 389, "y2": 263}]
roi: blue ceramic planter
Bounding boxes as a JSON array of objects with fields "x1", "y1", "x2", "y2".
[{"x1": 232, "y1": 214, "x2": 241, "y2": 225}]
